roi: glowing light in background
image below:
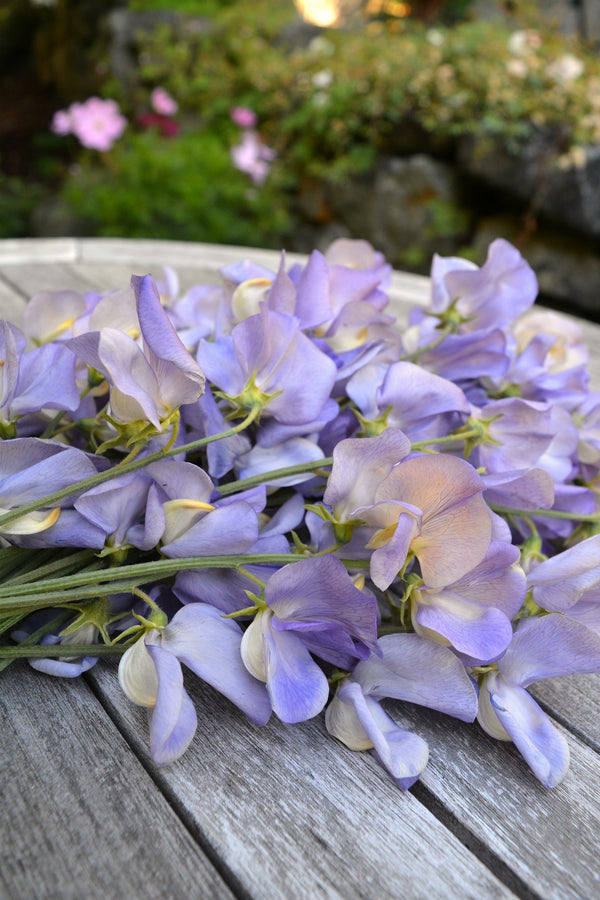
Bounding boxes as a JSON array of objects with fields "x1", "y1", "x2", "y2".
[
  {"x1": 295, "y1": 1, "x2": 411, "y2": 27},
  {"x1": 295, "y1": 0, "x2": 341, "y2": 27}
]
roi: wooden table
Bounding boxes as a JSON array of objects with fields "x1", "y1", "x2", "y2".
[{"x1": 1, "y1": 238, "x2": 600, "y2": 900}]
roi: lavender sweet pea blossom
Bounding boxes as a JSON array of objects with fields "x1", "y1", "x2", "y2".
[
  {"x1": 0, "y1": 438, "x2": 106, "y2": 548},
  {"x1": 427, "y1": 238, "x2": 538, "y2": 334},
  {"x1": 411, "y1": 542, "x2": 526, "y2": 664},
  {"x1": 477, "y1": 615, "x2": 600, "y2": 787},
  {"x1": 197, "y1": 308, "x2": 336, "y2": 427},
  {"x1": 346, "y1": 360, "x2": 470, "y2": 441},
  {"x1": 324, "y1": 430, "x2": 491, "y2": 590},
  {"x1": 119, "y1": 604, "x2": 271, "y2": 764},
  {"x1": 326, "y1": 633, "x2": 478, "y2": 789},
  {"x1": 527, "y1": 534, "x2": 600, "y2": 612},
  {"x1": 69, "y1": 275, "x2": 205, "y2": 431},
  {"x1": 241, "y1": 556, "x2": 379, "y2": 723},
  {"x1": 0, "y1": 321, "x2": 80, "y2": 434}
]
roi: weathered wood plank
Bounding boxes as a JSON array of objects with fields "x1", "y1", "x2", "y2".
[
  {"x1": 531, "y1": 673, "x2": 600, "y2": 752},
  {"x1": 0, "y1": 277, "x2": 27, "y2": 323},
  {"x1": 394, "y1": 701, "x2": 600, "y2": 900},
  {"x1": 0, "y1": 262, "x2": 97, "y2": 302},
  {"x1": 88, "y1": 662, "x2": 518, "y2": 900},
  {"x1": 0, "y1": 663, "x2": 236, "y2": 900},
  {"x1": 0, "y1": 238, "x2": 79, "y2": 265}
]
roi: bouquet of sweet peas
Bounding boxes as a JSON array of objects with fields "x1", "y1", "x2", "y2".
[{"x1": 2, "y1": 237, "x2": 600, "y2": 791}]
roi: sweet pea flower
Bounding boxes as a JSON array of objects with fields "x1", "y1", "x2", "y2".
[
  {"x1": 119, "y1": 604, "x2": 271, "y2": 764},
  {"x1": 324, "y1": 430, "x2": 492, "y2": 590},
  {"x1": 346, "y1": 360, "x2": 470, "y2": 442},
  {"x1": 0, "y1": 321, "x2": 80, "y2": 434},
  {"x1": 326, "y1": 633, "x2": 478, "y2": 789},
  {"x1": 527, "y1": 533, "x2": 600, "y2": 612},
  {"x1": 0, "y1": 438, "x2": 106, "y2": 548},
  {"x1": 411, "y1": 542, "x2": 526, "y2": 664},
  {"x1": 197, "y1": 308, "x2": 336, "y2": 428},
  {"x1": 428, "y1": 239, "x2": 538, "y2": 334},
  {"x1": 241, "y1": 556, "x2": 380, "y2": 723},
  {"x1": 69, "y1": 274, "x2": 205, "y2": 432},
  {"x1": 477, "y1": 615, "x2": 600, "y2": 787}
]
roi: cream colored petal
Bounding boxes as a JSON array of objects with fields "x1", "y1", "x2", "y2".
[
  {"x1": 0, "y1": 506, "x2": 60, "y2": 536},
  {"x1": 325, "y1": 690, "x2": 373, "y2": 751},
  {"x1": 240, "y1": 611, "x2": 269, "y2": 682},
  {"x1": 161, "y1": 498, "x2": 214, "y2": 545},
  {"x1": 118, "y1": 635, "x2": 159, "y2": 707},
  {"x1": 477, "y1": 672, "x2": 512, "y2": 741}
]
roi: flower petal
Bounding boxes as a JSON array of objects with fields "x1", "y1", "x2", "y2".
[
  {"x1": 478, "y1": 671, "x2": 569, "y2": 788},
  {"x1": 146, "y1": 643, "x2": 197, "y2": 765},
  {"x1": 162, "y1": 604, "x2": 271, "y2": 726}
]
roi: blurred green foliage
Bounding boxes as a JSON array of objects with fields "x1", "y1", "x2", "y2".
[
  {"x1": 62, "y1": 130, "x2": 291, "y2": 244},
  {"x1": 2, "y1": 0, "x2": 599, "y2": 252}
]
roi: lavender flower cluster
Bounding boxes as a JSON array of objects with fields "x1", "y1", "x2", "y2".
[{"x1": 2, "y1": 237, "x2": 600, "y2": 791}]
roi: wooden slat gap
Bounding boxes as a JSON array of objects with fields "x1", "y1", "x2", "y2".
[
  {"x1": 530, "y1": 688, "x2": 600, "y2": 756},
  {"x1": 410, "y1": 781, "x2": 543, "y2": 900},
  {"x1": 83, "y1": 668, "x2": 254, "y2": 900}
]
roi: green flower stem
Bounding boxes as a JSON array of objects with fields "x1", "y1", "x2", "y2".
[
  {"x1": 0, "y1": 546, "x2": 53, "y2": 581},
  {"x1": 490, "y1": 505, "x2": 600, "y2": 522},
  {"x1": 2, "y1": 549, "x2": 100, "y2": 586},
  {"x1": 411, "y1": 428, "x2": 482, "y2": 450},
  {"x1": 0, "y1": 642, "x2": 126, "y2": 660},
  {"x1": 217, "y1": 456, "x2": 334, "y2": 496},
  {"x1": 0, "y1": 554, "x2": 299, "y2": 604},
  {"x1": 0, "y1": 611, "x2": 30, "y2": 637},
  {"x1": 0, "y1": 406, "x2": 261, "y2": 530},
  {"x1": 0, "y1": 609, "x2": 72, "y2": 672}
]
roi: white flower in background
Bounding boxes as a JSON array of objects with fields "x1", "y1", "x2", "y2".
[
  {"x1": 546, "y1": 54, "x2": 584, "y2": 85},
  {"x1": 426, "y1": 29, "x2": 445, "y2": 47},
  {"x1": 312, "y1": 69, "x2": 334, "y2": 89},
  {"x1": 307, "y1": 36, "x2": 335, "y2": 57},
  {"x1": 506, "y1": 59, "x2": 529, "y2": 79},
  {"x1": 508, "y1": 29, "x2": 541, "y2": 55}
]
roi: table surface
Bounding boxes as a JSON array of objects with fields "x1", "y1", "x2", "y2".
[{"x1": 1, "y1": 238, "x2": 600, "y2": 900}]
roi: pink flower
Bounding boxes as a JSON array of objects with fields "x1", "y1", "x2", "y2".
[
  {"x1": 231, "y1": 131, "x2": 275, "y2": 185},
  {"x1": 151, "y1": 87, "x2": 178, "y2": 117},
  {"x1": 50, "y1": 108, "x2": 74, "y2": 136},
  {"x1": 52, "y1": 97, "x2": 127, "y2": 152},
  {"x1": 230, "y1": 106, "x2": 257, "y2": 129}
]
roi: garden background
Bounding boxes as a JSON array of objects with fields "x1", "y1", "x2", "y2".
[{"x1": 1, "y1": 0, "x2": 599, "y2": 319}]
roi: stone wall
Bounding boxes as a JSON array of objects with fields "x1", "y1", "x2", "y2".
[{"x1": 289, "y1": 131, "x2": 600, "y2": 322}]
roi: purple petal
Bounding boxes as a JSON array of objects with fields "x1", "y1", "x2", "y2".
[
  {"x1": 160, "y1": 501, "x2": 259, "y2": 557},
  {"x1": 498, "y1": 614, "x2": 600, "y2": 686},
  {"x1": 146, "y1": 643, "x2": 197, "y2": 764},
  {"x1": 29, "y1": 655, "x2": 97, "y2": 677},
  {"x1": 480, "y1": 672, "x2": 569, "y2": 788},
  {"x1": 334, "y1": 681, "x2": 429, "y2": 790},
  {"x1": 368, "y1": 507, "x2": 420, "y2": 591},
  {"x1": 265, "y1": 555, "x2": 379, "y2": 654},
  {"x1": 260, "y1": 614, "x2": 329, "y2": 723},
  {"x1": 0, "y1": 439, "x2": 100, "y2": 507},
  {"x1": 69, "y1": 329, "x2": 161, "y2": 427},
  {"x1": 162, "y1": 604, "x2": 271, "y2": 725},
  {"x1": 12, "y1": 344, "x2": 80, "y2": 415},
  {"x1": 323, "y1": 428, "x2": 411, "y2": 520},
  {"x1": 353, "y1": 633, "x2": 478, "y2": 722},
  {"x1": 132, "y1": 273, "x2": 205, "y2": 407},
  {"x1": 196, "y1": 335, "x2": 244, "y2": 396},
  {"x1": 527, "y1": 534, "x2": 600, "y2": 610},
  {"x1": 414, "y1": 591, "x2": 513, "y2": 662}
]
